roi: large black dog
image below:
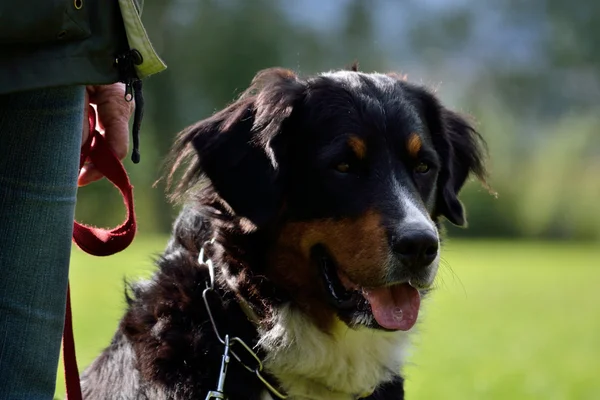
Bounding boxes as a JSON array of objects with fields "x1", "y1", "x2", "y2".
[{"x1": 81, "y1": 66, "x2": 487, "y2": 400}]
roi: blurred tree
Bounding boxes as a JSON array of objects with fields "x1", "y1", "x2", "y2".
[
  {"x1": 406, "y1": 0, "x2": 600, "y2": 119},
  {"x1": 74, "y1": 0, "x2": 600, "y2": 240}
]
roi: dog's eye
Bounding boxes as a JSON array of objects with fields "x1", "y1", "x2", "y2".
[
  {"x1": 414, "y1": 162, "x2": 430, "y2": 174},
  {"x1": 335, "y1": 162, "x2": 351, "y2": 173}
]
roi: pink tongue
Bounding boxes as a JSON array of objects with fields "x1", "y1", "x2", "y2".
[{"x1": 363, "y1": 283, "x2": 421, "y2": 331}]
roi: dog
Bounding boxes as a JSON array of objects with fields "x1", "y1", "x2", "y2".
[{"x1": 80, "y1": 65, "x2": 487, "y2": 400}]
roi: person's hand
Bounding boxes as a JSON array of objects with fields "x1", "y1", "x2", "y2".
[{"x1": 79, "y1": 83, "x2": 134, "y2": 186}]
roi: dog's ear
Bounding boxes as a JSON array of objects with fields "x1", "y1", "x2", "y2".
[
  {"x1": 417, "y1": 91, "x2": 488, "y2": 227},
  {"x1": 168, "y1": 68, "x2": 305, "y2": 227},
  {"x1": 435, "y1": 108, "x2": 487, "y2": 226}
]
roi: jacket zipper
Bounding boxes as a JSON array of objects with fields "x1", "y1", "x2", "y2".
[{"x1": 115, "y1": 48, "x2": 145, "y2": 164}]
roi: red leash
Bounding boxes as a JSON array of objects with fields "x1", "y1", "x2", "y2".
[{"x1": 63, "y1": 105, "x2": 138, "y2": 399}]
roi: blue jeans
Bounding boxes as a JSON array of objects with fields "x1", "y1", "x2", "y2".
[{"x1": 0, "y1": 86, "x2": 84, "y2": 400}]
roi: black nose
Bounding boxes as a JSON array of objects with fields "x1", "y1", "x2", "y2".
[{"x1": 392, "y1": 230, "x2": 439, "y2": 268}]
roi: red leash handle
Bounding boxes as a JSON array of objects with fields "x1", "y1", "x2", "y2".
[
  {"x1": 72, "y1": 105, "x2": 137, "y2": 256},
  {"x1": 64, "y1": 105, "x2": 138, "y2": 400}
]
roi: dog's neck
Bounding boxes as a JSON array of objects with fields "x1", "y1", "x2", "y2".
[
  {"x1": 255, "y1": 304, "x2": 411, "y2": 400},
  {"x1": 212, "y1": 261, "x2": 410, "y2": 400},
  {"x1": 205, "y1": 217, "x2": 412, "y2": 400},
  {"x1": 216, "y1": 275, "x2": 410, "y2": 400}
]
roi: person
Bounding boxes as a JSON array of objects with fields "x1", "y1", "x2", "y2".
[{"x1": 0, "y1": 1, "x2": 166, "y2": 399}]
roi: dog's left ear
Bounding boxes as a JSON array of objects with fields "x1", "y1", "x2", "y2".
[
  {"x1": 436, "y1": 108, "x2": 487, "y2": 226},
  {"x1": 419, "y1": 92, "x2": 488, "y2": 227},
  {"x1": 166, "y1": 68, "x2": 305, "y2": 227}
]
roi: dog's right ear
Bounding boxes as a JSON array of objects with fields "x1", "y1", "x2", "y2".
[
  {"x1": 404, "y1": 84, "x2": 489, "y2": 227},
  {"x1": 167, "y1": 68, "x2": 305, "y2": 227}
]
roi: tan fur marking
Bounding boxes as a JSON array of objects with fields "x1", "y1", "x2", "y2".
[
  {"x1": 407, "y1": 133, "x2": 422, "y2": 158},
  {"x1": 268, "y1": 210, "x2": 389, "y2": 331},
  {"x1": 348, "y1": 136, "x2": 367, "y2": 160}
]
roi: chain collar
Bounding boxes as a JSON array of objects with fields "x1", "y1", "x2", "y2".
[
  {"x1": 198, "y1": 239, "x2": 288, "y2": 400},
  {"x1": 198, "y1": 239, "x2": 376, "y2": 400}
]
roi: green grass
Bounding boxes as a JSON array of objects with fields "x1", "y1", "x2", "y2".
[{"x1": 55, "y1": 238, "x2": 600, "y2": 399}]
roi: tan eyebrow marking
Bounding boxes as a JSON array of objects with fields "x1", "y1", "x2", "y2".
[
  {"x1": 407, "y1": 133, "x2": 422, "y2": 158},
  {"x1": 348, "y1": 135, "x2": 367, "y2": 160}
]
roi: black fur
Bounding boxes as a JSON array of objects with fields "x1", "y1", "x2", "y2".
[{"x1": 81, "y1": 67, "x2": 487, "y2": 400}]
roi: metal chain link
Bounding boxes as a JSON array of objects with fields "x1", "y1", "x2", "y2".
[
  {"x1": 199, "y1": 240, "x2": 288, "y2": 399},
  {"x1": 204, "y1": 334, "x2": 230, "y2": 399}
]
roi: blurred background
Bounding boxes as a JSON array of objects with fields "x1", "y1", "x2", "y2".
[
  {"x1": 76, "y1": 0, "x2": 600, "y2": 241},
  {"x1": 61, "y1": 1, "x2": 600, "y2": 399}
]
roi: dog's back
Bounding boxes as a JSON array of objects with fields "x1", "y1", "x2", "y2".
[{"x1": 81, "y1": 332, "x2": 154, "y2": 400}]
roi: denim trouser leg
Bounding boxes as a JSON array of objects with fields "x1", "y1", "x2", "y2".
[{"x1": 0, "y1": 86, "x2": 84, "y2": 400}]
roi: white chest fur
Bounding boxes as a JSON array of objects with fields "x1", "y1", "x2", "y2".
[{"x1": 257, "y1": 305, "x2": 412, "y2": 400}]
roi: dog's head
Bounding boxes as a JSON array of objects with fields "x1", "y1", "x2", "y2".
[{"x1": 169, "y1": 67, "x2": 487, "y2": 333}]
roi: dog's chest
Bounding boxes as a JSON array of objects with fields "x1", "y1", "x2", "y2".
[{"x1": 257, "y1": 305, "x2": 411, "y2": 400}]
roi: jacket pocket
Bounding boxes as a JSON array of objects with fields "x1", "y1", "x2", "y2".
[{"x1": 0, "y1": 0, "x2": 91, "y2": 44}]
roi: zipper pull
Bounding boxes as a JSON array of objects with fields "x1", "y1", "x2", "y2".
[
  {"x1": 115, "y1": 49, "x2": 145, "y2": 164},
  {"x1": 124, "y1": 81, "x2": 134, "y2": 102}
]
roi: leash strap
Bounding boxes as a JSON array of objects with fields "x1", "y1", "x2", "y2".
[
  {"x1": 63, "y1": 105, "x2": 138, "y2": 400},
  {"x1": 63, "y1": 283, "x2": 82, "y2": 400},
  {"x1": 72, "y1": 105, "x2": 137, "y2": 256}
]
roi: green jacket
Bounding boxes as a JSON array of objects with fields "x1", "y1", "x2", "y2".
[{"x1": 0, "y1": 0, "x2": 166, "y2": 95}]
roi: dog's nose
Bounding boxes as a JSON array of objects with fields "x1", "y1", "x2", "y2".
[{"x1": 392, "y1": 230, "x2": 439, "y2": 268}]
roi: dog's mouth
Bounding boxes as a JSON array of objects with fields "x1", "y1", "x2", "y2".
[{"x1": 313, "y1": 246, "x2": 421, "y2": 331}]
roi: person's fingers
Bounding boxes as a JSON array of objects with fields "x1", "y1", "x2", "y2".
[
  {"x1": 78, "y1": 163, "x2": 103, "y2": 187},
  {"x1": 88, "y1": 83, "x2": 133, "y2": 160},
  {"x1": 79, "y1": 83, "x2": 134, "y2": 186}
]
